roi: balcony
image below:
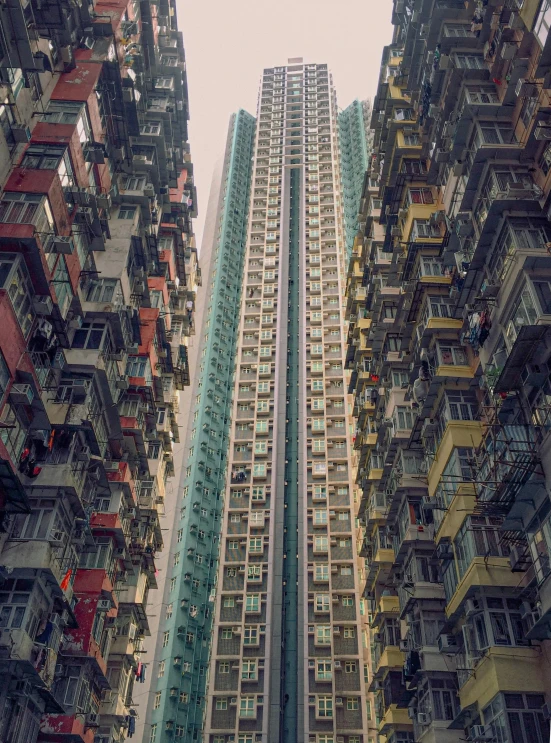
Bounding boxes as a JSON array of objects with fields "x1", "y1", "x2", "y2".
[
  {"x1": 458, "y1": 646, "x2": 545, "y2": 712},
  {"x1": 442, "y1": 519, "x2": 516, "y2": 619},
  {"x1": 0, "y1": 622, "x2": 64, "y2": 706}
]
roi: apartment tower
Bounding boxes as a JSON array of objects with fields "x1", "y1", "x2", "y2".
[
  {"x1": 338, "y1": 100, "x2": 374, "y2": 259},
  {"x1": 144, "y1": 110, "x2": 255, "y2": 743},
  {"x1": 204, "y1": 59, "x2": 370, "y2": 743}
]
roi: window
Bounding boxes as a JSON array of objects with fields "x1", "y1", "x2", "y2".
[
  {"x1": 347, "y1": 698, "x2": 359, "y2": 710},
  {"x1": 215, "y1": 698, "x2": 227, "y2": 710},
  {"x1": 343, "y1": 627, "x2": 356, "y2": 638},
  {"x1": 228, "y1": 540, "x2": 239, "y2": 550},
  {"x1": 157, "y1": 660, "x2": 165, "y2": 678},
  {"x1": 483, "y1": 692, "x2": 548, "y2": 743},
  {"x1": 153, "y1": 691, "x2": 162, "y2": 709},
  {"x1": 243, "y1": 626, "x2": 259, "y2": 645},
  {"x1": 345, "y1": 661, "x2": 357, "y2": 673},
  {"x1": 223, "y1": 596, "x2": 235, "y2": 608},
  {"x1": 245, "y1": 594, "x2": 260, "y2": 613},
  {"x1": 316, "y1": 661, "x2": 332, "y2": 680},
  {"x1": 316, "y1": 625, "x2": 331, "y2": 645},
  {"x1": 118, "y1": 205, "x2": 136, "y2": 220},
  {"x1": 219, "y1": 662, "x2": 230, "y2": 674},
  {"x1": 342, "y1": 596, "x2": 354, "y2": 607},
  {"x1": 221, "y1": 629, "x2": 233, "y2": 639},
  {"x1": 407, "y1": 187, "x2": 433, "y2": 205},
  {"x1": 341, "y1": 566, "x2": 352, "y2": 575},
  {"x1": 249, "y1": 537, "x2": 263, "y2": 553},
  {"x1": 149, "y1": 724, "x2": 157, "y2": 743},
  {"x1": 0, "y1": 253, "x2": 35, "y2": 337},
  {"x1": 535, "y1": 0, "x2": 551, "y2": 48},
  {"x1": 162, "y1": 632, "x2": 170, "y2": 647},
  {"x1": 240, "y1": 696, "x2": 255, "y2": 718},
  {"x1": 242, "y1": 660, "x2": 257, "y2": 680},
  {"x1": 313, "y1": 509, "x2": 328, "y2": 525},
  {"x1": 252, "y1": 486, "x2": 265, "y2": 501},
  {"x1": 455, "y1": 53, "x2": 484, "y2": 69},
  {"x1": 315, "y1": 594, "x2": 331, "y2": 613},
  {"x1": 317, "y1": 696, "x2": 333, "y2": 718},
  {"x1": 248, "y1": 565, "x2": 262, "y2": 581}
]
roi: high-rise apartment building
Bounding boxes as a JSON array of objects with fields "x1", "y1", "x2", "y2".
[
  {"x1": 142, "y1": 109, "x2": 255, "y2": 743},
  {"x1": 0, "y1": 1, "x2": 197, "y2": 742},
  {"x1": 346, "y1": 3, "x2": 551, "y2": 743},
  {"x1": 339, "y1": 100, "x2": 373, "y2": 259},
  {"x1": 200, "y1": 58, "x2": 373, "y2": 743}
]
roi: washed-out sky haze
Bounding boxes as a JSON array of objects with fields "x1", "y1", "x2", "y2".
[{"x1": 177, "y1": 0, "x2": 394, "y2": 248}]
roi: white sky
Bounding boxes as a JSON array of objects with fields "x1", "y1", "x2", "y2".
[{"x1": 176, "y1": 0, "x2": 394, "y2": 248}]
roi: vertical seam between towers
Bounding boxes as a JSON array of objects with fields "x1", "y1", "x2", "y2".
[{"x1": 281, "y1": 166, "x2": 300, "y2": 743}]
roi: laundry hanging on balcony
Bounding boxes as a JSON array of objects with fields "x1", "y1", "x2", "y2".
[{"x1": 468, "y1": 310, "x2": 492, "y2": 351}]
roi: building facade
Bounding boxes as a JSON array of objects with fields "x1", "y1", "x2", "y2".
[
  {"x1": 338, "y1": 100, "x2": 373, "y2": 259},
  {"x1": 202, "y1": 59, "x2": 373, "y2": 743},
  {"x1": 143, "y1": 109, "x2": 255, "y2": 743},
  {"x1": 0, "y1": 1, "x2": 197, "y2": 742},
  {"x1": 346, "y1": 2, "x2": 551, "y2": 743}
]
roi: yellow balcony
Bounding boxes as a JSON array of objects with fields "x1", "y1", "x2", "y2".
[
  {"x1": 446, "y1": 558, "x2": 520, "y2": 620},
  {"x1": 427, "y1": 317, "x2": 463, "y2": 332},
  {"x1": 368, "y1": 467, "x2": 383, "y2": 481},
  {"x1": 376, "y1": 645, "x2": 404, "y2": 675},
  {"x1": 379, "y1": 705, "x2": 412, "y2": 736},
  {"x1": 428, "y1": 421, "x2": 484, "y2": 497},
  {"x1": 372, "y1": 546, "x2": 395, "y2": 566},
  {"x1": 356, "y1": 317, "x2": 372, "y2": 332},
  {"x1": 460, "y1": 647, "x2": 545, "y2": 711},
  {"x1": 364, "y1": 432, "x2": 378, "y2": 447},
  {"x1": 434, "y1": 484, "x2": 476, "y2": 544}
]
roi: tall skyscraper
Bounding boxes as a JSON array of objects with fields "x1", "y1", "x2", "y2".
[
  {"x1": 142, "y1": 110, "x2": 255, "y2": 743},
  {"x1": 339, "y1": 100, "x2": 373, "y2": 258},
  {"x1": 203, "y1": 59, "x2": 371, "y2": 743}
]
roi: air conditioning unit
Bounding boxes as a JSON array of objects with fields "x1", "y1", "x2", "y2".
[
  {"x1": 50, "y1": 530, "x2": 65, "y2": 544},
  {"x1": 127, "y1": 344, "x2": 139, "y2": 354},
  {"x1": 10, "y1": 384, "x2": 34, "y2": 405},
  {"x1": 436, "y1": 541, "x2": 453, "y2": 560},
  {"x1": 77, "y1": 206, "x2": 94, "y2": 226},
  {"x1": 76, "y1": 445, "x2": 91, "y2": 462},
  {"x1": 521, "y1": 363, "x2": 549, "y2": 387},
  {"x1": 335, "y1": 697, "x2": 343, "y2": 706},
  {"x1": 464, "y1": 598, "x2": 479, "y2": 616},
  {"x1": 501, "y1": 41, "x2": 518, "y2": 60},
  {"x1": 399, "y1": 639, "x2": 408, "y2": 651},
  {"x1": 469, "y1": 725, "x2": 492, "y2": 741},
  {"x1": 96, "y1": 193, "x2": 112, "y2": 210},
  {"x1": 11, "y1": 124, "x2": 31, "y2": 143},
  {"x1": 534, "y1": 124, "x2": 551, "y2": 140},
  {"x1": 417, "y1": 712, "x2": 431, "y2": 725},
  {"x1": 334, "y1": 660, "x2": 341, "y2": 669},
  {"x1": 516, "y1": 78, "x2": 538, "y2": 98},
  {"x1": 97, "y1": 599, "x2": 111, "y2": 612},
  {"x1": 435, "y1": 149, "x2": 450, "y2": 163},
  {"x1": 116, "y1": 376, "x2": 129, "y2": 390},
  {"x1": 47, "y1": 236, "x2": 74, "y2": 255},
  {"x1": 144, "y1": 183, "x2": 155, "y2": 197},
  {"x1": 438, "y1": 634, "x2": 460, "y2": 654},
  {"x1": 33, "y1": 295, "x2": 53, "y2": 316}
]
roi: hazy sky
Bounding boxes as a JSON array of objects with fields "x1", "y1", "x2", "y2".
[{"x1": 177, "y1": 0, "x2": 394, "y2": 248}]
